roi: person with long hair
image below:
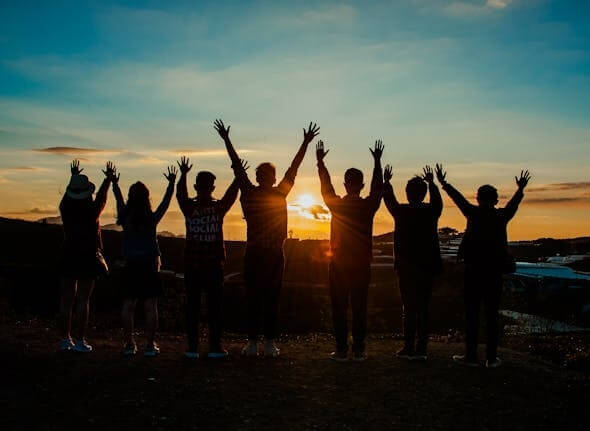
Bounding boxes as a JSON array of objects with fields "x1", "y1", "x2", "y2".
[
  {"x1": 111, "y1": 166, "x2": 177, "y2": 357},
  {"x1": 58, "y1": 160, "x2": 116, "y2": 352}
]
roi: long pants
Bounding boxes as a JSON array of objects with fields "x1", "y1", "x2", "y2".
[
  {"x1": 464, "y1": 265, "x2": 503, "y2": 361},
  {"x1": 329, "y1": 260, "x2": 371, "y2": 353},
  {"x1": 244, "y1": 247, "x2": 284, "y2": 340},
  {"x1": 397, "y1": 266, "x2": 433, "y2": 353},
  {"x1": 185, "y1": 264, "x2": 224, "y2": 351}
]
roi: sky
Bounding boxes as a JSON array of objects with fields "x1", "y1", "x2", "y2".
[{"x1": 0, "y1": 0, "x2": 589, "y2": 240}]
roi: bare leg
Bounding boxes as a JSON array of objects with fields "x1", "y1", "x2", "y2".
[
  {"x1": 59, "y1": 277, "x2": 77, "y2": 340},
  {"x1": 144, "y1": 298, "x2": 158, "y2": 346},
  {"x1": 74, "y1": 279, "x2": 95, "y2": 341},
  {"x1": 121, "y1": 299, "x2": 138, "y2": 345}
]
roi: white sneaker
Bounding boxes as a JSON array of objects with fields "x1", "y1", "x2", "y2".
[
  {"x1": 241, "y1": 340, "x2": 258, "y2": 358},
  {"x1": 264, "y1": 339, "x2": 280, "y2": 358},
  {"x1": 184, "y1": 351, "x2": 199, "y2": 359},
  {"x1": 485, "y1": 358, "x2": 502, "y2": 368},
  {"x1": 59, "y1": 338, "x2": 74, "y2": 352},
  {"x1": 73, "y1": 339, "x2": 93, "y2": 353}
]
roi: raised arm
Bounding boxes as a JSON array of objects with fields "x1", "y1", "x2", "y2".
[
  {"x1": 436, "y1": 163, "x2": 474, "y2": 218},
  {"x1": 278, "y1": 122, "x2": 320, "y2": 195},
  {"x1": 214, "y1": 119, "x2": 251, "y2": 188},
  {"x1": 502, "y1": 170, "x2": 530, "y2": 221},
  {"x1": 383, "y1": 164, "x2": 400, "y2": 216},
  {"x1": 368, "y1": 140, "x2": 384, "y2": 209},
  {"x1": 110, "y1": 171, "x2": 126, "y2": 218},
  {"x1": 423, "y1": 165, "x2": 443, "y2": 217},
  {"x1": 95, "y1": 161, "x2": 116, "y2": 217},
  {"x1": 316, "y1": 140, "x2": 339, "y2": 208},
  {"x1": 154, "y1": 165, "x2": 177, "y2": 224},
  {"x1": 176, "y1": 156, "x2": 193, "y2": 214}
]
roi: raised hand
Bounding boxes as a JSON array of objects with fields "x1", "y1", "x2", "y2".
[
  {"x1": 316, "y1": 140, "x2": 329, "y2": 162},
  {"x1": 435, "y1": 163, "x2": 447, "y2": 185},
  {"x1": 102, "y1": 161, "x2": 117, "y2": 181},
  {"x1": 214, "y1": 119, "x2": 231, "y2": 141},
  {"x1": 239, "y1": 158, "x2": 250, "y2": 171},
  {"x1": 70, "y1": 159, "x2": 83, "y2": 175},
  {"x1": 177, "y1": 156, "x2": 193, "y2": 175},
  {"x1": 515, "y1": 170, "x2": 531, "y2": 189},
  {"x1": 422, "y1": 165, "x2": 434, "y2": 183},
  {"x1": 369, "y1": 139, "x2": 384, "y2": 160},
  {"x1": 164, "y1": 165, "x2": 178, "y2": 183},
  {"x1": 384, "y1": 164, "x2": 393, "y2": 182},
  {"x1": 303, "y1": 122, "x2": 320, "y2": 145}
]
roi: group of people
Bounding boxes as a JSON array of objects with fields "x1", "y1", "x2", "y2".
[{"x1": 58, "y1": 119, "x2": 531, "y2": 368}]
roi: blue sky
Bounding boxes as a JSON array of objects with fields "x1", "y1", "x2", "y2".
[{"x1": 1, "y1": 0, "x2": 589, "y2": 239}]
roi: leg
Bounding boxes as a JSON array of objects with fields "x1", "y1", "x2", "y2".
[
  {"x1": 416, "y1": 274, "x2": 434, "y2": 354},
  {"x1": 483, "y1": 273, "x2": 503, "y2": 361},
  {"x1": 184, "y1": 270, "x2": 202, "y2": 352},
  {"x1": 206, "y1": 265, "x2": 224, "y2": 350},
  {"x1": 74, "y1": 278, "x2": 95, "y2": 341},
  {"x1": 245, "y1": 250, "x2": 262, "y2": 341},
  {"x1": 464, "y1": 267, "x2": 481, "y2": 361},
  {"x1": 329, "y1": 261, "x2": 349, "y2": 352},
  {"x1": 121, "y1": 298, "x2": 138, "y2": 345},
  {"x1": 263, "y1": 251, "x2": 284, "y2": 341},
  {"x1": 397, "y1": 269, "x2": 417, "y2": 353},
  {"x1": 351, "y1": 265, "x2": 370, "y2": 354},
  {"x1": 144, "y1": 297, "x2": 158, "y2": 346},
  {"x1": 59, "y1": 277, "x2": 77, "y2": 340}
]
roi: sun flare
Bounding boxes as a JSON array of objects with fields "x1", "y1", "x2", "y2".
[{"x1": 296, "y1": 193, "x2": 316, "y2": 209}]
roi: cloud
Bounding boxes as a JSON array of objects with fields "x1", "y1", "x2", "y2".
[
  {"x1": 33, "y1": 147, "x2": 119, "y2": 156},
  {"x1": 171, "y1": 149, "x2": 255, "y2": 157},
  {"x1": 3, "y1": 207, "x2": 57, "y2": 215},
  {"x1": 487, "y1": 0, "x2": 512, "y2": 9},
  {"x1": 288, "y1": 203, "x2": 330, "y2": 221},
  {"x1": 528, "y1": 182, "x2": 590, "y2": 192},
  {"x1": 0, "y1": 166, "x2": 44, "y2": 173},
  {"x1": 524, "y1": 197, "x2": 589, "y2": 204}
]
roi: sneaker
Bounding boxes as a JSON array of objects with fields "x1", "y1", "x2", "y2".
[
  {"x1": 144, "y1": 343, "x2": 160, "y2": 357},
  {"x1": 59, "y1": 338, "x2": 74, "y2": 352},
  {"x1": 122, "y1": 342, "x2": 137, "y2": 357},
  {"x1": 352, "y1": 350, "x2": 367, "y2": 362},
  {"x1": 329, "y1": 350, "x2": 348, "y2": 362},
  {"x1": 208, "y1": 348, "x2": 229, "y2": 359},
  {"x1": 411, "y1": 349, "x2": 428, "y2": 361},
  {"x1": 264, "y1": 339, "x2": 280, "y2": 358},
  {"x1": 396, "y1": 347, "x2": 414, "y2": 360},
  {"x1": 184, "y1": 351, "x2": 199, "y2": 359},
  {"x1": 241, "y1": 340, "x2": 258, "y2": 358},
  {"x1": 485, "y1": 358, "x2": 502, "y2": 368},
  {"x1": 73, "y1": 339, "x2": 93, "y2": 353},
  {"x1": 452, "y1": 354, "x2": 479, "y2": 367}
]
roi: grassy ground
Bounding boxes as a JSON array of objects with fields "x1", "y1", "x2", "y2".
[{"x1": 1, "y1": 320, "x2": 588, "y2": 431}]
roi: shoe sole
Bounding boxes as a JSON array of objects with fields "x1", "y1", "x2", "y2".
[
  {"x1": 207, "y1": 353, "x2": 229, "y2": 359},
  {"x1": 410, "y1": 355, "x2": 427, "y2": 361},
  {"x1": 330, "y1": 357, "x2": 348, "y2": 362},
  {"x1": 144, "y1": 352, "x2": 160, "y2": 357},
  {"x1": 453, "y1": 359, "x2": 479, "y2": 367}
]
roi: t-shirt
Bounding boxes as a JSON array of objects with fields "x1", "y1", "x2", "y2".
[
  {"x1": 318, "y1": 161, "x2": 382, "y2": 266},
  {"x1": 177, "y1": 176, "x2": 239, "y2": 267},
  {"x1": 238, "y1": 167, "x2": 296, "y2": 250},
  {"x1": 384, "y1": 182, "x2": 443, "y2": 272}
]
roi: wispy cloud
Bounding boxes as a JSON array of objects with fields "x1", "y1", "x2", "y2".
[
  {"x1": 33, "y1": 147, "x2": 119, "y2": 156},
  {"x1": 528, "y1": 182, "x2": 590, "y2": 192}
]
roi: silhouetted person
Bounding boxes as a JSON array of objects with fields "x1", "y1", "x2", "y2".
[
  {"x1": 215, "y1": 119, "x2": 320, "y2": 357},
  {"x1": 111, "y1": 166, "x2": 176, "y2": 357},
  {"x1": 317, "y1": 139, "x2": 384, "y2": 361},
  {"x1": 176, "y1": 156, "x2": 243, "y2": 359},
  {"x1": 436, "y1": 165, "x2": 531, "y2": 368},
  {"x1": 383, "y1": 165, "x2": 442, "y2": 360},
  {"x1": 58, "y1": 160, "x2": 115, "y2": 352}
]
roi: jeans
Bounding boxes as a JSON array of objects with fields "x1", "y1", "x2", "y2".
[
  {"x1": 397, "y1": 265, "x2": 433, "y2": 353},
  {"x1": 184, "y1": 263, "x2": 224, "y2": 351},
  {"x1": 329, "y1": 260, "x2": 371, "y2": 353},
  {"x1": 464, "y1": 265, "x2": 503, "y2": 361},
  {"x1": 244, "y1": 246, "x2": 284, "y2": 340}
]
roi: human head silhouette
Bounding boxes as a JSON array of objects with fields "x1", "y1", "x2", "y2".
[
  {"x1": 344, "y1": 168, "x2": 364, "y2": 195},
  {"x1": 406, "y1": 176, "x2": 427, "y2": 204},
  {"x1": 256, "y1": 162, "x2": 276, "y2": 188},
  {"x1": 128, "y1": 181, "x2": 150, "y2": 205},
  {"x1": 194, "y1": 171, "x2": 216, "y2": 197},
  {"x1": 477, "y1": 184, "x2": 498, "y2": 208}
]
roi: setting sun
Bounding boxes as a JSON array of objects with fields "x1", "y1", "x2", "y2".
[{"x1": 296, "y1": 193, "x2": 316, "y2": 209}]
